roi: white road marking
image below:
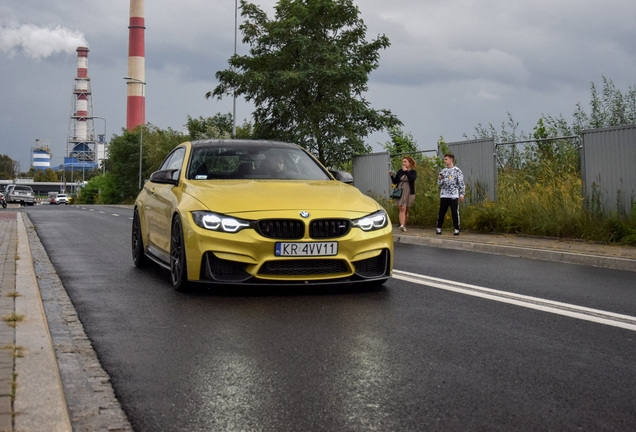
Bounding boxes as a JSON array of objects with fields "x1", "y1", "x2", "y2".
[
  {"x1": 112, "y1": 214, "x2": 119, "y2": 217},
  {"x1": 393, "y1": 269, "x2": 636, "y2": 332}
]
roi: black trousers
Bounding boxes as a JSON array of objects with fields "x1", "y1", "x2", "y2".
[{"x1": 437, "y1": 198, "x2": 460, "y2": 230}]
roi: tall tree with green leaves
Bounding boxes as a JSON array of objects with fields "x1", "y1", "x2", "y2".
[
  {"x1": 105, "y1": 124, "x2": 184, "y2": 201},
  {"x1": 0, "y1": 154, "x2": 18, "y2": 180},
  {"x1": 33, "y1": 168, "x2": 59, "y2": 182},
  {"x1": 185, "y1": 113, "x2": 254, "y2": 140},
  {"x1": 208, "y1": 0, "x2": 401, "y2": 168},
  {"x1": 382, "y1": 126, "x2": 424, "y2": 170}
]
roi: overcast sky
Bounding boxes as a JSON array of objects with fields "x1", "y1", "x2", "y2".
[{"x1": 1, "y1": 0, "x2": 635, "y2": 170}]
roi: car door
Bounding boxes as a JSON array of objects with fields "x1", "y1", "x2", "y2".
[{"x1": 146, "y1": 147, "x2": 186, "y2": 256}]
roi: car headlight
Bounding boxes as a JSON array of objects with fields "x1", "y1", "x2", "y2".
[
  {"x1": 191, "y1": 211, "x2": 251, "y2": 233},
  {"x1": 352, "y1": 210, "x2": 388, "y2": 231}
]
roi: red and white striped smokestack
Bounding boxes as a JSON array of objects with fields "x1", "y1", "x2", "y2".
[
  {"x1": 126, "y1": 0, "x2": 146, "y2": 131},
  {"x1": 75, "y1": 47, "x2": 89, "y2": 139}
]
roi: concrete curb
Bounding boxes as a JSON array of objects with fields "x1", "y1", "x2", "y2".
[
  {"x1": 395, "y1": 234, "x2": 636, "y2": 273},
  {"x1": 14, "y1": 213, "x2": 72, "y2": 431}
]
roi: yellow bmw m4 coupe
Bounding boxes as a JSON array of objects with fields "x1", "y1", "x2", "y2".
[{"x1": 132, "y1": 139, "x2": 393, "y2": 290}]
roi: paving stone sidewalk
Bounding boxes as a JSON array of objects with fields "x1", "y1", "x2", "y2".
[{"x1": 0, "y1": 213, "x2": 16, "y2": 432}]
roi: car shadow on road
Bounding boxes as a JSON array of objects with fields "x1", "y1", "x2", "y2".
[
  {"x1": 134, "y1": 265, "x2": 388, "y2": 298},
  {"x1": 184, "y1": 282, "x2": 387, "y2": 298}
]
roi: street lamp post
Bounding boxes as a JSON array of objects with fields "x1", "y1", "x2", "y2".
[
  {"x1": 93, "y1": 116, "x2": 107, "y2": 174},
  {"x1": 58, "y1": 157, "x2": 66, "y2": 193},
  {"x1": 233, "y1": 0, "x2": 237, "y2": 138},
  {"x1": 123, "y1": 77, "x2": 146, "y2": 190}
]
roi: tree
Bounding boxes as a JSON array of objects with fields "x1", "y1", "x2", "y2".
[
  {"x1": 105, "y1": 130, "x2": 141, "y2": 201},
  {"x1": 0, "y1": 154, "x2": 18, "y2": 180},
  {"x1": 186, "y1": 113, "x2": 255, "y2": 140},
  {"x1": 105, "y1": 124, "x2": 184, "y2": 202},
  {"x1": 571, "y1": 76, "x2": 636, "y2": 134},
  {"x1": 382, "y1": 126, "x2": 423, "y2": 170},
  {"x1": 208, "y1": 0, "x2": 401, "y2": 168},
  {"x1": 33, "y1": 168, "x2": 59, "y2": 182}
]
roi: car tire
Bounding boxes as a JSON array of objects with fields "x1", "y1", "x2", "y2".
[
  {"x1": 132, "y1": 209, "x2": 149, "y2": 268},
  {"x1": 170, "y1": 216, "x2": 189, "y2": 291}
]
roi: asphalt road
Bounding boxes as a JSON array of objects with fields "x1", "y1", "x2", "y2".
[{"x1": 27, "y1": 205, "x2": 636, "y2": 431}]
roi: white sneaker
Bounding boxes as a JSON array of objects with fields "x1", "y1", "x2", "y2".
[
  {"x1": 454, "y1": 229, "x2": 460, "y2": 236},
  {"x1": 399, "y1": 225, "x2": 407, "y2": 232},
  {"x1": 436, "y1": 228, "x2": 442, "y2": 235}
]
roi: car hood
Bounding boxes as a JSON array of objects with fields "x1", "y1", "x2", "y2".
[{"x1": 183, "y1": 180, "x2": 381, "y2": 216}]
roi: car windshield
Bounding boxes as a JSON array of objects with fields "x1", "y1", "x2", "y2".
[{"x1": 186, "y1": 143, "x2": 331, "y2": 181}]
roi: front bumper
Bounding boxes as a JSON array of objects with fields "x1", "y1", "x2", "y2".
[{"x1": 181, "y1": 213, "x2": 394, "y2": 285}]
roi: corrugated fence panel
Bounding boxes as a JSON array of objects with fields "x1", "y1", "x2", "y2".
[
  {"x1": 582, "y1": 125, "x2": 636, "y2": 216},
  {"x1": 352, "y1": 152, "x2": 391, "y2": 201},
  {"x1": 446, "y1": 138, "x2": 497, "y2": 203}
]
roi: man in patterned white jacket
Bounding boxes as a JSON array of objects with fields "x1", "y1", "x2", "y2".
[{"x1": 436, "y1": 154, "x2": 465, "y2": 235}]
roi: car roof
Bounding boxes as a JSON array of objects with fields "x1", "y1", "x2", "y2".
[{"x1": 190, "y1": 139, "x2": 301, "y2": 150}]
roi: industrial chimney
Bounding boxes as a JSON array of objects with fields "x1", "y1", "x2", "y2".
[
  {"x1": 67, "y1": 46, "x2": 96, "y2": 169},
  {"x1": 126, "y1": 0, "x2": 146, "y2": 130}
]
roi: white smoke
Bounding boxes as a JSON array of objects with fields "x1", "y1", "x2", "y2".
[{"x1": 0, "y1": 23, "x2": 88, "y2": 59}]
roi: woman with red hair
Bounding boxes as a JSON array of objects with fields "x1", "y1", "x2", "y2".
[{"x1": 389, "y1": 156, "x2": 417, "y2": 232}]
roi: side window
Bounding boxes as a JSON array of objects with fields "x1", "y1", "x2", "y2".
[{"x1": 160, "y1": 147, "x2": 186, "y2": 181}]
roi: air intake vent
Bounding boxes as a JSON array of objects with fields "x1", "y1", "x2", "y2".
[
  {"x1": 354, "y1": 249, "x2": 389, "y2": 278},
  {"x1": 259, "y1": 259, "x2": 349, "y2": 276},
  {"x1": 202, "y1": 253, "x2": 251, "y2": 282}
]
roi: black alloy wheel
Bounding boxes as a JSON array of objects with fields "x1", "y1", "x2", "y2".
[
  {"x1": 170, "y1": 216, "x2": 189, "y2": 291},
  {"x1": 132, "y1": 209, "x2": 148, "y2": 268}
]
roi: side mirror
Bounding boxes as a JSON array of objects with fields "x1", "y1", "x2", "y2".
[
  {"x1": 329, "y1": 169, "x2": 354, "y2": 184},
  {"x1": 149, "y1": 169, "x2": 179, "y2": 185}
]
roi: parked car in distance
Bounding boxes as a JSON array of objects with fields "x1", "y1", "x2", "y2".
[
  {"x1": 54, "y1": 194, "x2": 69, "y2": 205},
  {"x1": 132, "y1": 139, "x2": 394, "y2": 290},
  {"x1": 5, "y1": 185, "x2": 35, "y2": 206}
]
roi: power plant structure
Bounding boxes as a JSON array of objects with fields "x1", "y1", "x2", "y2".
[
  {"x1": 31, "y1": 139, "x2": 52, "y2": 171},
  {"x1": 126, "y1": 0, "x2": 146, "y2": 130},
  {"x1": 66, "y1": 46, "x2": 98, "y2": 172}
]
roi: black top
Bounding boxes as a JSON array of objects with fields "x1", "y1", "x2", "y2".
[{"x1": 390, "y1": 169, "x2": 417, "y2": 195}]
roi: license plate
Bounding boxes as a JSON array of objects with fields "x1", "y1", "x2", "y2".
[{"x1": 275, "y1": 242, "x2": 338, "y2": 256}]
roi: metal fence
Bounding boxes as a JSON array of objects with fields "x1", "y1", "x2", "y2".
[
  {"x1": 352, "y1": 152, "x2": 391, "y2": 201},
  {"x1": 352, "y1": 125, "x2": 635, "y2": 216},
  {"x1": 446, "y1": 138, "x2": 496, "y2": 203},
  {"x1": 581, "y1": 125, "x2": 636, "y2": 216}
]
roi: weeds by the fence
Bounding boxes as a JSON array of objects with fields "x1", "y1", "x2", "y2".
[{"x1": 383, "y1": 159, "x2": 636, "y2": 245}]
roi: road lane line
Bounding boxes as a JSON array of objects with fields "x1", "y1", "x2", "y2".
[
  {"x1": 393, "y1": 270, "x2": 636, "y2": 332},
  {"x1": 112, "y1": 214, "x2": 119, "y2": 217}
]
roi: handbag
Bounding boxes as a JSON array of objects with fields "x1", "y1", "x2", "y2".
[{"x1": 390, "y1": 188, "x2": 403, "y2": 200}]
